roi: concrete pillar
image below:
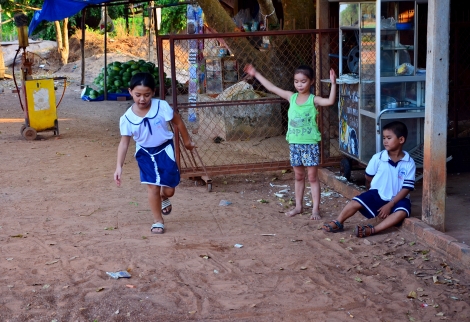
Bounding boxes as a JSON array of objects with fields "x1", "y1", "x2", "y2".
[{"x1": 422, "y1": 0, "x2": 450, "y2": 231}]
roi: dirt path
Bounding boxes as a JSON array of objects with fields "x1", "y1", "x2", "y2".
[{"x1": 0, "y1": 81, "x2": 469, "y2": 321}]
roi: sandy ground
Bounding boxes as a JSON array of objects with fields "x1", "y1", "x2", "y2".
[{"x1": 0, "y1": 71, "x2": 470, "y2": 321}]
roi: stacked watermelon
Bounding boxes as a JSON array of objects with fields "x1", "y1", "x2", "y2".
[{"x1": 89, "y1": 60, "x2": 165, "y2": 100}]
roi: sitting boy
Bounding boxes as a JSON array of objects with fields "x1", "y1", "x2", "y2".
[{"x1": 323, "y1": 121, "x2": 416, "y2": 237}]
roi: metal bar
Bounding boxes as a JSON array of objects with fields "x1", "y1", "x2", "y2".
[
  {"x1": 103, "y1": 5, "x2": 108, "y2": 101},
  {"x1": 80, "y1": 8, "x2": 86, "y2": 87},
  {"x1": 169, "y1": 38, "x2": 180, "y2": 169},
  {"x1": 157, "y1": 37, "x2": 165, "y2": 99},
  {"x1": 180, "y1": 161, "x2": 291, "y2": 178},
  {"x1": 157, "y1": 29, "x2": 339, "y2": 41}
]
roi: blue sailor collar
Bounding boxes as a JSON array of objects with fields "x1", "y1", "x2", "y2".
[
  {"x1": 379, "y1": 150, "x2": 410, "y2": 167},
  {"x1": 125, "y1": 100, "x2": 160, "y2": 135}
]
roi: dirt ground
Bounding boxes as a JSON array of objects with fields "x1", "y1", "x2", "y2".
[
  {"x1": 0, "y1": 77, "x2": 469, "y2": 322},
  {"x1": 1, "y1": 37, "x2": 470, "y2": 320}
]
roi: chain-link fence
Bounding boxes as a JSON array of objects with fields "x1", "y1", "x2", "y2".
[{"x1": 155, "y1": 29, "x2": 341, "y2": 179}]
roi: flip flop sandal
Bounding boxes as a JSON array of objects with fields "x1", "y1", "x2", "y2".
[
  {"x1": 322, "y1": 220, "x2": 344, "y2": 233},
  {"x1": 161, "y1": 198, "x2": 172, "y2": 215},
  {"x1": 151, "y1": 222, "x2": 165, "y2": 234},
  {"x1": 354, "y1": 224, "x2": 375, "y2": 238}
]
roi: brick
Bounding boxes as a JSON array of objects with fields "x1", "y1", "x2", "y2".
[
  {"x1": 422, "y1": 228, "x2": 438, "y2": 245},
  {"x1": 413, "y1": 221, "x2": 432, "y2": 239},
  {"x1": 402, "y1": 217, "x2": 421, "y2": 233},
  {"x1": 434, "y1": 233, "x2": 458, "y2": 252},
  {"x1": 460, "y1": 252, "x2": 470, "y2": 268},
  {"x1": 447, "y1": 242, "x2": 470, "y2": 260}
]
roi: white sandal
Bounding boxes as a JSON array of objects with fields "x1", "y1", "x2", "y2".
[{"x1": 150, "y1": 222, "x2": 165, "y2": 234}]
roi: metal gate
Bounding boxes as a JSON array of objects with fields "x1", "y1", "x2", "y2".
[{"x1": 155, "y1": 29, "x2": 341, "y2": 179}]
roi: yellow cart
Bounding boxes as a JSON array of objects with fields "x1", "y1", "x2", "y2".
[{"x1": 20, "y1": 77, "x2": 66, "y2": 140}]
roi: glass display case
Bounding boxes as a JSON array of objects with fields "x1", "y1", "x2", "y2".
[
  {"x1": 205, "y1": 57, "x2": 239, "y2": 94},
  {"x1": 338, "y1": 0, "x2": 427, "y2": 165},
  {"x1": 205, "y1": 58, "x2": 223, "y2": 94}
]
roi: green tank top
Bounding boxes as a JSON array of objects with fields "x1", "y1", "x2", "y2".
[{"x1": 286, "y1": 93, "x2": 321, "y2": 144}]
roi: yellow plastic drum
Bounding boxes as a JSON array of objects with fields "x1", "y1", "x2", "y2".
[{"x1": 24, "y1": 79, "x2": 57, "y2": 135}]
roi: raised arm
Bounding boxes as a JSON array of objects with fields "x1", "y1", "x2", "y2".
[
  {"x1": 313, "y1": 68, "x2": 337, "y2": 107},
  {"x1": 243, "y1": 64, "x2": 293, "y2": 101}
]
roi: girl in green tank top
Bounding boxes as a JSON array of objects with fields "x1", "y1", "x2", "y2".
[{"x1": 244, "y1": 64, "x2": 337, "y2": 221}]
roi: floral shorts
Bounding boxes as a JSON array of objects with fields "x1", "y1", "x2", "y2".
[{"x1": 289, "y1": 143, "x2": 320, "y2": 167}]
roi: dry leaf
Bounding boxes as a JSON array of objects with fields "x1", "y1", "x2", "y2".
[
  {"x1": 96, "y1": 287, "x2": 105, "y2": 292},
  {"x1": 407, "y1": 291, "x2": 417, "y2": 299},
  {"x1": 372, "y1": 262, "x2": 380, "y2": 268},
  {"x1": 45, "y1": 260, "x2": 58, "y2": 265},
  {"x1": 354, "y1": 277, "x2": 362, "y2": 283},
  {"x1": 433, "y1": 276, "x2": 442, "y2": 284}
]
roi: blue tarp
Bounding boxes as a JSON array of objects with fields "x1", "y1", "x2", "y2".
[{"x1": 29, "y1": 0, "x2": 114, "y2": 36}]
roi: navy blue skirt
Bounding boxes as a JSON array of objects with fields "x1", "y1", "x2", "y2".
[{"x1": 135, "y1": 140, "x2": 180, "y2": 187}]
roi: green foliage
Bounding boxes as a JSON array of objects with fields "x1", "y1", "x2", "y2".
[
  {"x1": 157, "y1": 0, "x2": 187, "y2": 35},
  {"x1": 0, "y1": 0, "x2": 187, "y2": 40},
  {"x1": 113, "y1": 17, "x2": 145, "y2": 37}
]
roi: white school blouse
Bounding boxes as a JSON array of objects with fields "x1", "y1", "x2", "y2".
[{"x1": 119, "y1": 99, "x2": 174, "y2": 151}]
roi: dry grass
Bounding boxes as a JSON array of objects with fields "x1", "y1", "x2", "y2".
[{"x1": 67, "y1": 28, "x2": 149, "y2": 63}]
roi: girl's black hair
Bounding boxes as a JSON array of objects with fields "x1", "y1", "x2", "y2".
[
  {"x1": 129, "y1": 72, "x2": 156, "y2": 90},
  {"x1": 294, "y1": 65, "x2": 315, "y2": 80}
]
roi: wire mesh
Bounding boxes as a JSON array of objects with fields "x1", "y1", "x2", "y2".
[{"x1": 156, "y1": 29, "x2": 340, "y2": 178}]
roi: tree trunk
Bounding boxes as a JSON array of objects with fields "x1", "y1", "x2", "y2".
[
  {"x1": 197, "y1": 0, "x2": 316, "y2": 89},
  {"x1": 0, "y1": 4, "x2": 4, "y2": 79},
  {"x1": 54, "y1": 18, "x2": 69, "y2": 65},
  {"x1": 0, "y1": 50, "x2": 4, "y2": 79},
  {"x1": 282, "y1": 0, "x2": 315, "y2": 30},
  {"x1": 257, "y1": 0, "x2": 279, "y2": 30},
  {"x1": 197, "y1": 0, "x2": 269, "y2": 74},
  {"x1": 61, "y1": 18, "x2": 69, "y2": 65}
]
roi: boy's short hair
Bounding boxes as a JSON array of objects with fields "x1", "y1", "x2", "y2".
[{"x1": 382, "y1": 121, "x2": 408, "y2": 142}]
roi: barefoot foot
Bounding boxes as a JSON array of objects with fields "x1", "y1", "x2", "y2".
[
  {"x1": 309, "y1": 210, "x2": 321, "y2": 220},
  {"x1": 285, "y1": 208, "x2": 302, "y2": 217}
]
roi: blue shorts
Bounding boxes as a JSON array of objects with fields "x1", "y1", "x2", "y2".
[
  {"x1": 135, "y1": 140, "x2": 180, "y2": 187},
  {"x1": 352, "y1": 189, "x2": 411, "y2": 219},
  {"x1": 289, "y1": 143, "x2": 320, "y2": 167}
]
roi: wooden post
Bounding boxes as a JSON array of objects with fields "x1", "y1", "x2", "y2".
[
  {"x1": 422, "y1": 0, "x2": 450, "y2": 231},
  {"x1": 80, "y1": 8, "x2": 86, "y2": 87},
  {"x1": 0, "y1": 4, "x2": 4, "y2": 79}
]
